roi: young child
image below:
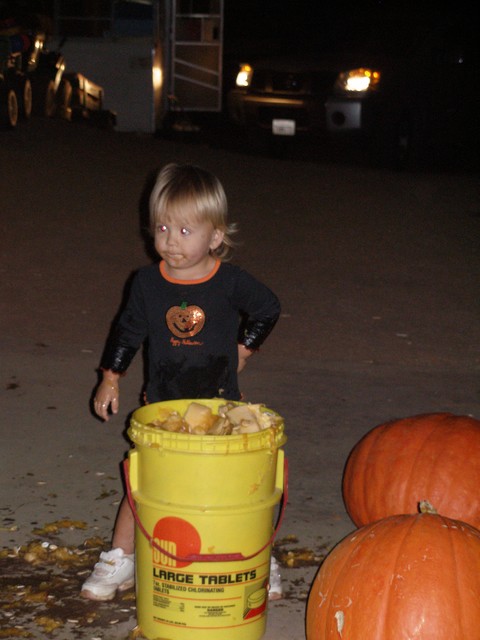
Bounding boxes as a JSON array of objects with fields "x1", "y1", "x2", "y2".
[{"x1": 81, "y1": 162, "x2": 283, "y2": 602}]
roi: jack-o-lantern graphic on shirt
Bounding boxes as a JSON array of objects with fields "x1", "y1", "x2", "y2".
[{"x1": 166, "y1": 301, "x2": 205, "y2": 338}]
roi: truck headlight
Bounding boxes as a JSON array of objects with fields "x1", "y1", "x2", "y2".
[
  {"x1": 235, "y1": 64, "x2": 253, "y2": 88},
  {"x1": 335, "y1": 67, "x2": 380, "y2": 93}
]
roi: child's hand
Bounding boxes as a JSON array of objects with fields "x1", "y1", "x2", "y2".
[
  {"x1": 237, "y1": 344, "x2": 254, "y2": 373},
  {"x1": 93, "y1": 375, "x2": 120, "y2": 421}
]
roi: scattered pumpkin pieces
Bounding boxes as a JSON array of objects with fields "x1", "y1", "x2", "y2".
[
  {"x1": 0, "y1": 533, "x2": 135, "y2": 636},
  {"x1": 35, "y1": 616, "x2": 63, "y2": 633},
  {"x1": 277, "y1": 547, "x2": 324, "y2": 568},
  {"x1": 0, "y1": 629, "x2": 32, "y2": 638},
  {"x1": 16, "y1": 539, "x2": 102, "y2": 568},
  {"x1": 31, "y1": 519, "x2": 87, "y2": 536},
  {"x1": 274, "y1": 535, "x2": 328, "y2": 568}
]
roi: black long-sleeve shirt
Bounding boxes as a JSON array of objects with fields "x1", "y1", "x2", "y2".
[{"x1": 101, "y1": 260, "x2": 280, "y2": 401}]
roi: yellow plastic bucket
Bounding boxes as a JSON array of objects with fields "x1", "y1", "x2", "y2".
[{"x1": 126, "y1": 399, "x2": 287, "y2": 640}]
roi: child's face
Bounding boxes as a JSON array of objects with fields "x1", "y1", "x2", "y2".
[{"x1": 154, "y1": 209, "x2": 224, "y2": 279}]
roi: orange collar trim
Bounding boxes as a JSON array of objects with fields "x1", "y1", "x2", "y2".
[{"x1": 159, "y1": 259, "x2": 221, "y2": 284}]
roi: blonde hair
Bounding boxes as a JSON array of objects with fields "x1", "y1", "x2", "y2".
[{"x1": 149, "y1": 163, "x2": 237, "y2": 259}]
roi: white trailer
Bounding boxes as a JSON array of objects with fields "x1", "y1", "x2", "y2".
[{"x1": 51, "y1": 0, "x2": 223, "y2": 132}]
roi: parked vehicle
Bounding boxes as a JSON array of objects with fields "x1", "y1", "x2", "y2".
[
  {"x1": 0, "y1": 11, "x2": 115, "y2": 129},
  {"x1": 227, "y1": 5, "x2": 479, "y2": 168},
  {"x1": 0, "y1": 32, "x2": 30, "y2": 127},
  {"x1": 0, "y1": 26, "x2": 64, "y2": 127}
]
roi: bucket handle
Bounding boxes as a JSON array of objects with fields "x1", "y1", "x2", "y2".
[{"x1": 123, "y1": 452, "x2": 288, "y2": 563}]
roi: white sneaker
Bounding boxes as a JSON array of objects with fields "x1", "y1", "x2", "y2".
[
  {"x1": 268, "y1": 555, "x2": 283, "y2": 601},
  {"x1": 81, "y1": 548, "x2": 135, "y2": 601}
]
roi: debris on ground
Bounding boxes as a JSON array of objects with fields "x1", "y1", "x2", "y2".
[
  {"x1": 0, "y1": 519, "x2": 324, "y2": 636},
  {"x1": 274, "y1": 535, "x2": 328, "y2": 568},
  {"x1": 0, "y1": 529, "x2": 136, "y2": 637}
]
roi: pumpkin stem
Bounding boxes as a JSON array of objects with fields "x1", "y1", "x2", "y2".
[
  {"x1": 419, "y1": 500, "x2": 437, "y2": 515},
  {"x1": 180, "y1": 301, "x2": 187, "y2": 309}
]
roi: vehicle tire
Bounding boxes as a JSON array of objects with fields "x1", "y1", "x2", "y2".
[
  {"x1": 0, "y1": 85, "x2": 19, "y2": 128},
  {"x1": 16, "y1": 76, "x2": 32, "y2": 120},
  {"x1": 32, "y1": 78, "x2": 57, "y2": 117},
  {"x1": 56, "y1": 78, "x2": 72, "y2": 120}
]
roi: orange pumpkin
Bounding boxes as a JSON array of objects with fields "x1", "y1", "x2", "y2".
[
  {"x1": 342, "y1": 412, "x2": 480, "y2": 528},
  {"x1": 306, "y1": 509, "x2": 480, "y2": 639}
]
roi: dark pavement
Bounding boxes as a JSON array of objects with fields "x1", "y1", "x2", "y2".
[{"x1": 1, "y1": 117, "x2": 479, "y2": 639}]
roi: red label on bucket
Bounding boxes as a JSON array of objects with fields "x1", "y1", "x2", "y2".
[{"x1": 152, "y1": 516, "x2": 202, "y2": 568}]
